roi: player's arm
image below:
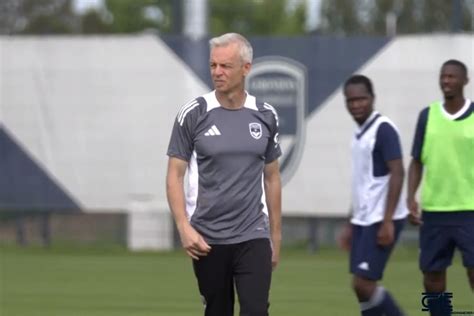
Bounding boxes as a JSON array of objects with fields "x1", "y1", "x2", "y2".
[
  {"x1": 376, "y1": 123, "x2": 405, "y2": 247},
  {"x1": 383, "y1": 158, "x2": 404, "y2": 222},
  {"x1": 338, "y1": 205, "x2": 353, "y2": 251},
  {"x1": 166, "y1": 99, "x2": 210, "y2": 258},
  {"x1": 378, "y1": 158, "x2": 404, "y2": 246},
  {"x1": 166, "y1": 157, "x2": 210, "y2": 259},
  {"x1": 263, "y1": 159, "x2": 282, "y2": 270},
  {"x1": 407, "y1": 159, "x2": 423, "y2": 225},
  {"x1": 406, "y1": 108, "x2": 428, "y2": 226}
]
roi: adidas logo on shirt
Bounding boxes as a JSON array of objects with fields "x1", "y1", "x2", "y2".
[
  {"x1": 357, "y1": 262, "x2": 370, "y2": 271},
  {"x1": 204, "y1": 125, "x2": 221, "y2": 136}
]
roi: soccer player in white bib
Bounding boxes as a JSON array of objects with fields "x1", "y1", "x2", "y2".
[
  {"x1": 339, "y1": 75, "x2": 408, "y2": 316},
  {"x1": 166, "y1": 33, "x2": 282, "y2": 316}
]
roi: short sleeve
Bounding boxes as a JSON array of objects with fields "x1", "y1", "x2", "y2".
[
  {"x1": 264, "y1": 104, "x2": 282, "y2": 163},
  {"x1": 375, "y1": 122, "x2": 402, "y2": 162},
  {"x1": 411, "y1": 107, "x2": 429, "y2": 161},
  {"x1": 166, "y1": 100, "x2": 198, "y2": 161}
]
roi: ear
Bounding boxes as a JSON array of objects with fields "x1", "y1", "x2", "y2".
[
  {"x1": 464, "y1": 76, "x2": 469, "y2": 86},
  {"x1": 243, "y1": 62, "x2": 252, "y2": 77},
  {"x1": 369, "y1": 94, "x2": 375, "y2": 104}
]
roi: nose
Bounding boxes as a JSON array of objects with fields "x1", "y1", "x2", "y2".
[
  {"x1": 349, "y1": 100, "x2": 361, "y2": 108},
  {"x1": 440, "y1": 75, "x2": 451, "y2": 85},
  {"x1": 213, "y1": 65, "x2": 223, "y2": 76}
]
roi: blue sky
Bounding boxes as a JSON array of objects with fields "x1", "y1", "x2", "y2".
[{"x1": 73, "y1": 0, "x2": 103, "y2": 14}]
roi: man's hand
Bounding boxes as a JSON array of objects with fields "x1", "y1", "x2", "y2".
[
  {"x1": 177, "y1": 222, "x2": 211, "y2": 260},
  {"x1": 271, "y1": 236, "x2": 281, "y2": 270},
  {"x1": 407, "y1": 198, "x2": 422, "y2": 226},
  {"x1": 377, "y1": 221, "x2": 395, "y2": 247},
  {"x1": 338, "y1": 223, "x2": 353, "y2": 252}
]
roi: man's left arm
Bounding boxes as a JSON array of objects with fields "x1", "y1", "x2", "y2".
[
  {"x1": 264, "y1": 159, "x2": 282, "y2": 270},
  {"x1": 376, "y1": 123, "x2": 405, "y2": 247},
  {"x1": 378, "y1": 158, "x2": 404, "y2": 246}
]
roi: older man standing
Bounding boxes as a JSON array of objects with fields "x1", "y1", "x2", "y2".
[{"x1": 166, "y1": 33, "x2": 282, "y2": 316}]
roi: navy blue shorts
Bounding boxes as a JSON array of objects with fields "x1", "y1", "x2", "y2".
[
  {"x1": 350, "y1": 220, "x2": 405, "y2": 280},
  {"x1": 420, "y1": 221, "x2": 474, "y2": 272}
]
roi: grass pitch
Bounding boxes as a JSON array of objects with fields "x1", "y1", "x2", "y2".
[{"x1": 1, "y1": 245, "x2": 472, "y2": 315}]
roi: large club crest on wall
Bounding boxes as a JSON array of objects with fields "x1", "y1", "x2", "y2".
[{"x1": 246, "y1": 56, "x2": 307, "y2": 185}]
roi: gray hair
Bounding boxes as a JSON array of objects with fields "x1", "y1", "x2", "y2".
[{"x1": 209, "y1": 33, "x2": 253, "y2": 64}]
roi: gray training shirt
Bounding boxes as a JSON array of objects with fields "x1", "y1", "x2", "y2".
[{"x1": 167, "y1": 90, "x2": 281, "y2": 244}]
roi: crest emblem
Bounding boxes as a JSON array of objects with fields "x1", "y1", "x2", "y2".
[
  {"x1": 249, "y1": 123, "x2": 262, "y2": 139},
  {"x1": 246, "y1": 56, "x2": 307, "y2": 185}
]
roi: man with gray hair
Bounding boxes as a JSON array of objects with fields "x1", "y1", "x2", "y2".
[{"x1": 166, "y1": 32, "x2": 282, "y2": 315}]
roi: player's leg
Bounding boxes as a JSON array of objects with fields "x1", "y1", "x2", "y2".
[
  {"x1": 352, "y1": 275, "x2": 376, "y2": 301},
  {"x1": 352, "y1": 277, "x2": 403, "y2": 316},
  {"x1": 234, "y1": 238, "x2": 272, "y2": 316},
  {"x1": 423, "y1": 271, "x2": 447, "y2": 293},
  {"x1": 351, "y1": 221, "x2": 405, "y2": 316},
  {"x1": 422, "y1": 271, "x2": 450, "y2": 316},
  {"x1": 193, "y1": 244, "x2": 235, "y2": 316},
  {"x1": 420, "y1": 223, "x2": 456, "y2": 316},
  {"x1": 350, "y1": 224, "x2": 376, "y2": 301},
  {"x1": 467, "y1": 268, "x2": 474, "y2": 291},
  {"x1": 453, "y1": 221, "x2": 474, "y2": 291},
  {"x1": 419, "y1": 224, "x2": 455, "y2": 293}
]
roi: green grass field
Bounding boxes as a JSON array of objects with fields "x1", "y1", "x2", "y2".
[{"x1": 1, "y1": 245, "x2": 473, "y2": 316}]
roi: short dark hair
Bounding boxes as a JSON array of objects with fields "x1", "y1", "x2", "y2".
[
  {"x1": 344, "y1": 75, "x2": 374, "y2": 97},
  {"x1": 442, "y1": 59, "x2": 468, "y2": 77}
]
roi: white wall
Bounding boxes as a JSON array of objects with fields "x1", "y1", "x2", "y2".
[
  {"x1": 283, "y1": 34, "x2": 473, "y2": 216},
  {"x1": 1, "y1": 34, "x2": 472, "y2": 216},
  {"x1": 1, "y1": 35, "x2": 208, "y2": 210}
]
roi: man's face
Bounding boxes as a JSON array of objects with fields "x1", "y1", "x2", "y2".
[
  {"x1": 344, "y1": 83, "x2": 374, "y2": 125},
  {"x1": 209, "y1": 43, "x2": 251, "y2": 94},
  {"x1": 439, "y1": 64, "x2": 467, "y2": 99}
]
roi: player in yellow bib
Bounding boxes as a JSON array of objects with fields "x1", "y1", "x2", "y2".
[{"x1": 407, "y1": 59, "x2": 474, "y2": 315}]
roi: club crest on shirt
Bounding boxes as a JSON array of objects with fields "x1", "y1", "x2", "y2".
[{"x1": 249, "y1": 122, "x2": 262, "y2": 139}]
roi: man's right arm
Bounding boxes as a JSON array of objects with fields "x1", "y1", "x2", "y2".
[
  {"x1": 166, "y1": 157, "x2": 210, "y2": 259},
  {"x1": 406, "y1": 108, "x2": 428, "y2": 225},
  {"x1": 407, "y1": 159, "x2": 423, "y2": 225},
  {"x1": 338, "y1": 206, "x2": 353, "y2": 251}
]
